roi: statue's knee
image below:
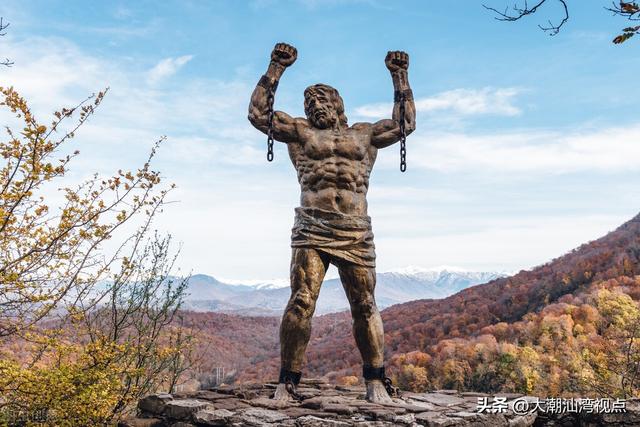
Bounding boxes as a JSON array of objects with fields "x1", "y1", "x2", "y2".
[
  {"x1": 351, "y1": 295, "x2": 376, "y2": 319},
  {"x1": 287, "y1": 289, "x2": 315, "y2": 318}
]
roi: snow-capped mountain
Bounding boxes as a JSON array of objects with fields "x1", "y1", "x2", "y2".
[{"x1": 182, "y1": 267, "x2": 506, "y2": 316}]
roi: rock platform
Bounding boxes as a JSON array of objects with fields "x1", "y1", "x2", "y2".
[{"x1": 120, "y1": 379, "x2": 640, "y2": 426}]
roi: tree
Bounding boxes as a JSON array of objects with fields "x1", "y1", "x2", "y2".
[
  {"x1": 0, "y1": 86, "x2": 162, "y2": 337},
  {"x1": 484, "y1": 1, "x2": 640, "y2": 44},
  {"x1": 0, "y1": 86, "x2": 193, "y2": 424}
]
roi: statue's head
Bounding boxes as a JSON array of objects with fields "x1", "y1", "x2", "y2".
[{"x1": 304, "y1": 84, "x2": 348, "y2": 129}]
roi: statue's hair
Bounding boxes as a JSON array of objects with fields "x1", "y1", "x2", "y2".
[{"x1": 304, "y1": 84, "x2": 348, "y2": 126}]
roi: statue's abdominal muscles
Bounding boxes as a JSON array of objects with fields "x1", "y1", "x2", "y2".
[{"x1": 291, "y1": 129, "x2": 374, "y2": 216}]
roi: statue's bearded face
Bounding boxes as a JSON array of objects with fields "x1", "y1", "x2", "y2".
[{"x1": 304, "y1": 85, "x2": 344, "y2": 130}]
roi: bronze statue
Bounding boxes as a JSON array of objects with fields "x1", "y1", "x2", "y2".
[{"x1": 248, "y1": 43, "x2": 416, "y2": 403}]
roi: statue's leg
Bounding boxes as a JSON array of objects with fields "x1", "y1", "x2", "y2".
[
  {"x1": 274, "y1": 247, "x2": 328, "y2": 401},
  {"x1": 337, "y1": 262, "x2": 392, "y2": 404}
]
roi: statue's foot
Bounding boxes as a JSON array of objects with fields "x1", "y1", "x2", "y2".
[
  {"x1": 365, "y1": 380, "x2": 393, "y2": 404},
  {"x1": 272, "y1": 383, "x2": 295, "y2": 402}
]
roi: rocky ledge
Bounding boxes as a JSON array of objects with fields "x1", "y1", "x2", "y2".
[{"x1": 120, "y1": 379, "x2": 640, "y2": 426}]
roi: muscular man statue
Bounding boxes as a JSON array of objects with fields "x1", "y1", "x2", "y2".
[{"x1": 248, "y1": 43, "x2": 416, "y2": 403}]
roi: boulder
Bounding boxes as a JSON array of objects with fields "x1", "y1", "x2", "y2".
[
  {"x1": 193, "y1": 408, "x2": 234, "y2": 426},
  {"x1": 138, "y1": 393, "x2": 173, "y2": 416},
  {"x1": 232, "y1": 407, "x2": 289, "y2": 426},
  {"x1": 164, "y1": 399, "x2": 212, "y2": 420}
]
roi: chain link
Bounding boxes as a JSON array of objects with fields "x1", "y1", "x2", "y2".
[
  {"x1": 384, "y1": 377, "x2": 401, "y2": 398},
  {"x1": 285, "y1": 379, "x2": 305, "y2": 402},
  {"x1": 266, "y1": 87, "x2": 275, "y2": 162},
  {"x1": 399, "y1": 93, "x2": 407, "y2": 172}
]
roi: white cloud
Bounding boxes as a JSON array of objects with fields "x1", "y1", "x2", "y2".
[
  {"x1": 0, "y1": 36, "x2": 121, "y2": 110},
  {"x1": 147, "y1": 55, "x2": 193, "y2": 84},
  {"x1": 378, "y1": 125, "x2": 640, "y2": 174},
  {"x1": 355, "y1": 87, "x2": 522, "y2": 119},
  {"x1": 0, "y1": 39, "x2": 258, "y2": 181},
  {"x1": 373, "y1": 213, "x2": 630, "y2": 274}
]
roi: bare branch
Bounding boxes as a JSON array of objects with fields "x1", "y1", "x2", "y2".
[
  {"x1": 0, "y1": 17, "x2": 12, "y2": 67},
  {"x1": 483, "y1": 0, "x2": 569, "y2": 36},
  {"x1": 0, "y1": 17, "x2": 9, "y2": 35},
  {"x1": 539, "y1": 0, "x2": 568, "y2": 35},
  {"x1": 485, "y1": 1, "x2": 640, "y2": 43}
]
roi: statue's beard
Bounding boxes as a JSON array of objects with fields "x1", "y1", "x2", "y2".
[{"x1": 309, "y1": 108, "x2": 337, "y2": 129}]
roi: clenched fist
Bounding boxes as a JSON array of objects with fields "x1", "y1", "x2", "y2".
[
  {"x1": 271, "y1": 43, "x2": 298, "y2": 68},
  {"x1": 385, "y1": 51, "x2": 409, "y2": 73}
]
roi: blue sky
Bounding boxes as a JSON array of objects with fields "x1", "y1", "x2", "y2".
[{"x1": 2, "y1": 0, "x2": 640, "y2": 280}]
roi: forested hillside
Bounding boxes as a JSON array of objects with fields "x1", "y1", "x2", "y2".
[{"x1": 383, "y1": 275, "x2": 640, "y2": 398}]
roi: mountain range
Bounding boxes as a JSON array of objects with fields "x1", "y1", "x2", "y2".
[{"x1": 182, "y1": 267, "x2": 505, "y2": 315}]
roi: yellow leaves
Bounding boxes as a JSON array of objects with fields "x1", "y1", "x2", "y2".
[
  {"x1": 116, "y1": 210, "x2": 127, "y2": 222},
  {"x1": 397, "y1": 364, "x2": 429, "y2": 392},
  {"x1": 596, "y1": 288, "x2": 640, "y2": 329},
  {"x1": 157, "y1": 346, "x2": 178, "y2": 359},
  {"x1": 34, "y1": 204, "x2": 49, "y2": 216},
  {"x1": 338, "y1": 375, "x2": 359, "y2": 387},
  {"x1": 441, "y1": 359, "x2": 470, "y2": 390},
  {"x1": 0, "y1": 349, "x2": 124, "y2": 425},
  {"x1": 519, "y1": 366, "x2": 540, "y2": 394},
  {"x1": 0, "y1": 271, "x2": 20, "y2": 284},
  {"x1": 109, "y1": 177, "x2": 121, "y2": 189},
  {"x1": 67, "y1": 306, "x2": 86, "y2": 323},
  {"x1": 0, "y1": 87, "x2": 31, "y2": 120}
]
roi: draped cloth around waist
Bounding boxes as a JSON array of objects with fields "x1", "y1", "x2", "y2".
[{"x1": 291, "y1": 207, "x2": 376, "y2": 268}]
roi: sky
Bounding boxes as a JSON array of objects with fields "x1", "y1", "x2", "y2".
[{"x1": 1, "y1": 0, "x2": 640, "y2": 281}]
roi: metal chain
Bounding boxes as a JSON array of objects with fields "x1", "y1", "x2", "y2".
[
  {"x1": 399, "y1": 93, "x2": 407, "y2": 172},
  {"x1": 266, "y1": 87, "x2": 275, "y2": 162},
  {"x1": 384, "y1": 377, "x2": 401, "y2": 398},
  {"x1": 285, "y1": 378, "x2": 305, "y2": 402}
]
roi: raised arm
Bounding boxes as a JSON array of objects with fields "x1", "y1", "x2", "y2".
[
  {"x1": 248, "y1": 43, "x2": 304, "y2": 144},
  {"x1": 371, "y1": 51, "x2": 416, "y2": 148}
]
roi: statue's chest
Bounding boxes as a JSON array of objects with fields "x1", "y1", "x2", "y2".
[{"x1": 304, "y1": 131, "x2": 367, "y2": 161}]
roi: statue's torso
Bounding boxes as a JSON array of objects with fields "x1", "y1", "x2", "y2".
[{"x1": 288, "y1": 124, "x2": 377, "y2": 216}]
